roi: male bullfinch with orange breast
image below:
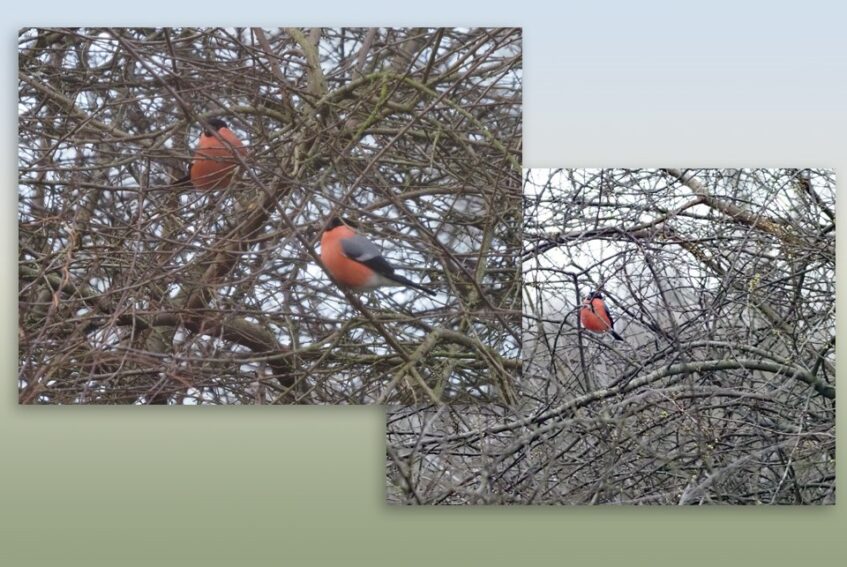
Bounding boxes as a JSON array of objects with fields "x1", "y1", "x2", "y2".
[
  {"x1": 579, "y1": 291, "x2": 623, "y2": 340},
  {"x1": 175, "y1": 118, "x2": 247, "y2": 190},
  {"x1": 320, "y1": 217, "x2": 436, "y2": 296}
]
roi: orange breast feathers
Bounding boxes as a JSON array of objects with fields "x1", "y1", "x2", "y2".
[
  {"x1": 580, "y1": 297, "x2": 614, "y2": 333},
  {"x1": 189, "y1": 127, "x2": 247, "y2": 190},
  {"x1": 320, "y1": 224, "x2": 377, "y2": 288}
]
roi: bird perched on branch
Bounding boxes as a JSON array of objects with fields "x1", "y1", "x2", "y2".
[
  {"x1": 174, "y1": 118, "x2": 246, "y2": 190},
  {"x1": 320, "y1": 217, "x2": 436, "y2": 296},
  {"x1": 580, "y1": 291, "x2": 623, "y2": 340}
]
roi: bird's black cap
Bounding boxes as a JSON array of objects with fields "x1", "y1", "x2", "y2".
[
  {"x1": 326, "y1": 217, "x2": 352, "y2": 230},
  {"x1": 203, "y1": 118, "x2": 229, "y2": 135}
]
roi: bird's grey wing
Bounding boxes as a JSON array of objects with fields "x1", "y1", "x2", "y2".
[{"x1": 341, "y1": 235, "x2": 395, "y2": 275}]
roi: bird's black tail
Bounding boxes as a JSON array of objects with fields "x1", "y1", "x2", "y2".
[
  {"x1": 387, "y1": 273, "x2": 437, "y2": 296},
  {"x1": 610, "y1": 329, "x2": 624, "y2": 341}
]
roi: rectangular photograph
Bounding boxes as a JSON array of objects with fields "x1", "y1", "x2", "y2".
[
  {"x1": 17, "y1": 27, "x2": 522, "y2": 405},
  {"x1": 386, "y1": 168, "x2": 835, "y2": 504}
]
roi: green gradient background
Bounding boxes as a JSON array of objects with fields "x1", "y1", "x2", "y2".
[{"x1": 5, "y1": 2, "x2": 846, "y2": 565}]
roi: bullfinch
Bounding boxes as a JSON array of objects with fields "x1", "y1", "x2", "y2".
[
  {"x1": 579, "y1": 291, "x2": 623, "y2": 340},
  {"x1": 175, "y1": 118, "x2": 246, "y2": 190},
  {"x1": 320, "y1": 217, "x2": 436, "y2": 296}
]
